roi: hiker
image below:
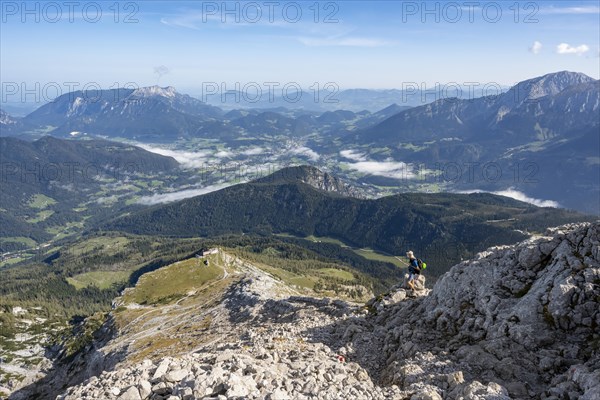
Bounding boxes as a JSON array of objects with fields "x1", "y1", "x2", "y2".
[{"x1": 406, "y1": 250, "x2": 420, "y2": 291}]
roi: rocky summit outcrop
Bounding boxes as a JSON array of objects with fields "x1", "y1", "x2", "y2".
[
  {"x1": 41, "y1": 223, "x2": 600, "y2": 399},
  {"x1": 253, "y1": 165, "x2": 364, "y2": 199},
  {"x1": 331, "y1": 222, "x2": 600, "y2": 399},
  {"x1": 53, "y1": 278, "x2": 401, "y2": 400}
]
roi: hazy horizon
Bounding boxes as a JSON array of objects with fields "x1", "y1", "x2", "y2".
[
  {"x1": 1, "y1": 69, "x2": 593, "y2": 114},
  {"x1": 2, "y1": 1, "x2": 599, "y2": 98}
]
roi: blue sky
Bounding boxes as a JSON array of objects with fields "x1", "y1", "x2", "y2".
[{"x1": 1, "y1": 0, "x2": 599, "y2": 99}]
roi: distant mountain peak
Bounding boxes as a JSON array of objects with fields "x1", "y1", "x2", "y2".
[
  {"x1": 131, "y1": 85, "x2": 178, "y2": 98},
  {"x1": 254, "y1": 165, "x2": 362, "y2": 198},
  {"x1": 508, "y1": 71, "x2": 595, "y2": 102},
  {"x1": 0, "y1": 108, "x2": 18, "y2": 125},
  {"x1": 20, "y1": 85, "x2": 223, "y2": 138}
]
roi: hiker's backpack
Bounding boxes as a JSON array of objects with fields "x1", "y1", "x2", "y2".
[{"x1": 417, "y1": 258, "x2": 427, "y2": 270}]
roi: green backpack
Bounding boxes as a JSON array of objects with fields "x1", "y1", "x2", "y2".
[{"x1": 417, "y1": 258, "x2": 427, "y2": 270}]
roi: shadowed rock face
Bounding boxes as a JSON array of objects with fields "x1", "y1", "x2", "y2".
[
  {"x1": 30, "y1": 223, "x2": 599, "y2": 400},
  {"x1": 335, "y1": 222, "x2": 600, "y2": 399}
]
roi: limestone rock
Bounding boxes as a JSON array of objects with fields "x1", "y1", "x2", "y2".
[{"x1": 50, "y1": 223, "x2": 600, "y2": 400}]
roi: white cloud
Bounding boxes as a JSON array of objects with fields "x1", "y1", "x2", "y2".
[
  {"x1": 556, "y1": 43, "x2": 590, "y2": 55},
  {"x1": 492, "y1": 189, "x2": 560, "y2": 208},
  {"x1": 215, "y1": 149, "x2": 234, "y2": 159},
  {"x1": 540, "y1": 6, "x2": 600, "y2": 15},
  {"x1": 137, "y1": 184, "x2": 229, "y2": 205},
  {"x1": 297, "y1": 36, "x2": 389, "y2": 47},
  {"x1": 529, "y1": 41, "x2": 543, "y2": 55},
  {"x1": 159, "y1": 11, "x2": 231, "y2": 30},
  {"x1": 137, "y1": 144, "x2": 211, "y2": 169},
  {"x1": 289, "y1": 146, "x2": 320, "y2": 161},
  {"x1": 340, "y1": 149, "x2": 367, "y2": 162},
  {"x1": 160, "y1": 9, "x2": 299, "y2": 30},
  {"x1": 345, "y1": 159, "x2": 415, "y2": 180},
  {"x1": 160, "y1": 16, "x2": 201, "y2": 30},
  {"x1": 138, "y1": 143, "x2": 241, "y2": 166},
  {"x1": 341, "y1": 149, "x2": 414, "y2": 179},
  {"x1": 459, "y1": 189, "x2": 560, "y2": 208},
  {"x1": 241, "y1": 146, "x2": 265, "y2": 156}
]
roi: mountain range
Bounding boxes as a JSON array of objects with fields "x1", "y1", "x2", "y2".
[
  {"x1": 199, "y1": 86, "x2": 512, "y2": 112},
  {"x1": 2, "y1": 88, "x2": 409, "y2": 142},
  {"x1": 1, "y1": 95, "x2": 597, "y2": 399},
  {"x1": 17, "y1": 86, "x2": 223, "y2": 140},
  {"x1": 3, "y1": 72, "x2": 597, "y2": 144},
  {"x1": 350, "y1": 72, "x2": 600, "y2": 214},
  {"x1": 1, "y1": 71, "x2": 598, "y2": 215},
  {"x1": 357, "y1": 72, "x2": 598, "y2": 144},
  {"x1": 103, "y1": 165, "x2": 593, "y2": 273}
]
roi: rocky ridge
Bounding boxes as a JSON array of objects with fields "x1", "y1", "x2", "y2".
[
  {"x1": 17, "y1": 223, "x2": 600, "y2": 399},
  {"x1": 334, "y1": 222, "x2": 600, "y2": 399},
  {"x1": 253, "y1": 165, "x2": 364, "y2": 199}
]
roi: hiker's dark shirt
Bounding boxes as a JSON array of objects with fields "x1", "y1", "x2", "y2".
[{"x1": 408, "y1": 258, "x2": 419, "y2": 274}]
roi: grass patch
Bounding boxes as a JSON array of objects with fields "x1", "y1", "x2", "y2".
[
  {"x1": 134, "y1": 181, "x2": 149, "y2": 189},
  {"x1": 46, "y1": 221, "x2": 85, "y2": 235},
  {"x1": 26, "y1": 210, "x2": 54, "y2": 223},
  {"x1": 112, "y1": 307, "x2": 147, "y2": 328},
  {"x1": 0, "y1": 257, "x2": 27, "y2": 267},
  {"x1": 0, "y1": 237, "x2": 37, "y2": 248},
  {"x1": 353, "y1": 248, "x2": 407, "y2": 268},
  {"x1": 277, "y1": 233, "x2": 406, "y2": 269},
  {"x1": 67, "y1": 270, "x2": 131, "y2": 290},
  {"x1": 125, "y1": 196, "x2": 141, "y2": 205},
  {"x1": 399, "y1": 143, "x2": 427, "y2": 151},
  {"x1": 115, "y1": 184, "x2": 141, "y2": 193},
  {"x1": 28, "y1": 194, "x2": 57, "y2": 209},
  {"x1": 129, "y1": 335, "x2": 182, "y2": 364},
  {"x1": 275, "y1": 233, "x2": 350, "y2": 248},
  {"x1": 122, "y1": 256, "x2": 223, "y2": 305},
  {"x1": 316, "y1": 268, "x2": 354, "y2": 280},
  {"x1": 113, "y1": 273, "x2": 234, "y2": 364},
  {"x1": 288, "y1": 275, "x2": 318, "y2": 288},
  {"x1": 69, "y1": 236, "x2": 130, "y2": 257},
  {"x1": 305, "y1": 235, "x2": 349, "y2": 247},
  {"x1": 45, "y1": 226, "x2": 62, "y2": 235},
  {"x1": 0, "y1": 370, "x2": 25, "y2": 386}
]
